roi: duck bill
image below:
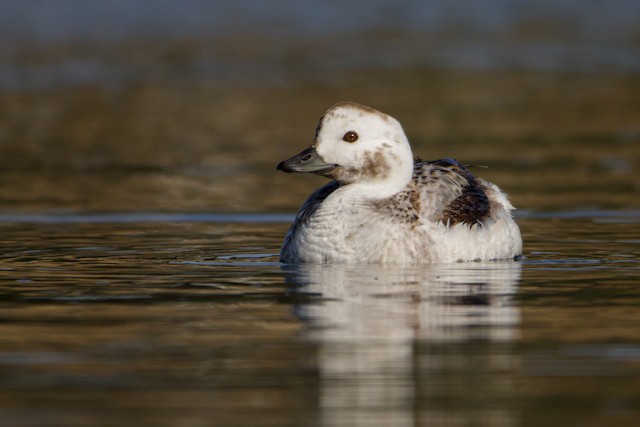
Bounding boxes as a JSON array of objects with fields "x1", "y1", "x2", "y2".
[{"x1": 276, "y1": 147, "x2": 337, "y2": 174}]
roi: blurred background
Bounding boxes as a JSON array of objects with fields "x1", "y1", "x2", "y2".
[
  {"x1": 1, "y1": 0, "x2": 639, "y2": 214},
  {"x1": 1, "y1": 4, "x2": 639, "y2": 426}
]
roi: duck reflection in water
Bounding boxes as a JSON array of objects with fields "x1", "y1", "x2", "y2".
[{"x1": 282, "y1": 262, "x2": 522, "y2": 427}]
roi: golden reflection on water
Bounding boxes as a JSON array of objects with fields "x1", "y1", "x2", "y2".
[{"x1": 0, "y1": 215, "x2": 638, "y2": 426}]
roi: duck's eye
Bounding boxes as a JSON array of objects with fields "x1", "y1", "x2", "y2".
[{"x1": 342, "y1": 131, "x2": 358, "y2": 143}]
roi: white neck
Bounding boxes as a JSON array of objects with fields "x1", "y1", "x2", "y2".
[{"x1": 344, "y1": 168, "x2": 412, "y2": 199}]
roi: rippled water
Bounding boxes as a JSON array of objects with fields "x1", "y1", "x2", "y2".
[
  {"x1": 0, "y1": 211, "x2": 638, "y2": 426},
  {"x1": 1, "y1": 2, "x2": 639, "y2": 425}
]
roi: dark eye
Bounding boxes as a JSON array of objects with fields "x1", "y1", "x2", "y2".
[{"x1": 342, "y1": 131, "x2": 358, "y2": 143}]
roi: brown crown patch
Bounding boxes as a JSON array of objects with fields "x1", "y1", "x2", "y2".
[{"x1": 326, "y1": 101, "x2": 391, "y2": 122}]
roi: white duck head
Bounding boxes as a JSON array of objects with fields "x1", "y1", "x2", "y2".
[{"x1": 277, "y1": 102, "x2": 414, "y2": 195}]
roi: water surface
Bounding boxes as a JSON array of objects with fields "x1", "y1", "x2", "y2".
[{"x1": 0, "y1": 211, "x2": 638, "y2": 426}]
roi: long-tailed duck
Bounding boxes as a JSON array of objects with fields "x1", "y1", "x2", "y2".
[{"x1": 277, "y1": 102, "x2": 522, "y2": 263}]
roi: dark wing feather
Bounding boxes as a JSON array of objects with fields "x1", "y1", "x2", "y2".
[{"x1": 413, "y1": 158, "x2": 490, "y2": 226}]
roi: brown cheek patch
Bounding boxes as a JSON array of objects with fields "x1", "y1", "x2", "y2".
[
  {"x1": 359, "y1": 150, "x2": 391, "y2": 179},
  {"x1": 331, "y1": 150, "x2": 391, "y2": 182}
]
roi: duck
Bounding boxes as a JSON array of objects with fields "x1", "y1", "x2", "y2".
[{"x1": 276, "y1": 102, "x2": 522, "y2": 264}]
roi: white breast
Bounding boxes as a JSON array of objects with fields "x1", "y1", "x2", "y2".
[
  {"x1": 281, "y1": 187, "x2": 433, "y2": 263},
  {"x1": 280, "y1": 182, "x2": 522, "y2": 264}
]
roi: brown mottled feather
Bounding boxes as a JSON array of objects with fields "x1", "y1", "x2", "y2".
[{"x1": 368, "y1": 181, "x2": 421, "y2": 227}]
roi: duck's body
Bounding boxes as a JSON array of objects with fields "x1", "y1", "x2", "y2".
[{"x1": 277, "y1": 102, "x2": 522, "y2": 264}]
